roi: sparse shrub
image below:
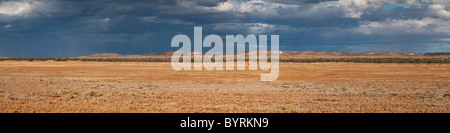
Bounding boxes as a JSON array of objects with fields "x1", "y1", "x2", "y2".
[
  {"x1": 444, "y1": 94, "x2": 450, "y2": 98},
  {"x1": 65, "y1": 92, "x2": 79, "y2": 99},
  {"x1": 361, "y1": 92, "x2": 368, "y2": 96},
  {"x1": 106, "y1": 93, "x2": 114, "y2": 97},
  {"x1": 82, "y1": 90, "x2": 102, "y2": 97},
  {"x1": 50, "y1": 90, "x2": 65, "y2": 96},
  {"x1": 118, "y1": 92, "x2": 129, "y2": 96}
]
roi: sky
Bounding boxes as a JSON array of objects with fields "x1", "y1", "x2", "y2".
[{"x1": 0, "y1": 0, "x2": 449, "y2": 57}]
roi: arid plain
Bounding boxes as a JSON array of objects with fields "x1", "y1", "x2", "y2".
[{"x1": 0, "y1": 59, "x2": 448, "y2": 113}]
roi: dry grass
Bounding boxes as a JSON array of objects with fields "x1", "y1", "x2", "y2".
[{"x1": 0, "y1": 61, "x2": 448, "y2": 113}]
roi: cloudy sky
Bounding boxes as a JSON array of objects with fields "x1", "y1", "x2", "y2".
[{"x1": 0, "y1": 0, "x2": 449, "y2": 57}]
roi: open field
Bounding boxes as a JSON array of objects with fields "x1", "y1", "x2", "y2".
[{"x1": 0, "y1": 61, "x2": 449, "y2": 113}]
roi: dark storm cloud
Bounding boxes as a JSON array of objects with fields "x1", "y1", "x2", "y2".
[
  {"x1": 192, "y1": 0, "x2": 228, "y2": 7},
  {"x1": 0, "y1": 0, "x2": 448, "y2": 57},
  {"x1": 268, "y1": 0, "x2": 338, "y2": 4}
]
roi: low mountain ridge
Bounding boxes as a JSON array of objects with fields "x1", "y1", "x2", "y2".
[
  {"x1": 79, "y1": 51, "x2": 449, "y2": 58},
  {"x1": 85, "y1": 53, "x2": 124, "y2": 57}
]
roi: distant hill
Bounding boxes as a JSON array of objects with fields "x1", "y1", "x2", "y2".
[
  {"x1": 142, "y1": 51, "x2": 175, "y2": 56},
  {"x1": 75, "y1": 51, "x2": 448, "y2": 59},
  {"x1": 0, "y1": 51, "x2": 448, "y2": 63},
  {"x1": 85, "y1": 53, "x2": 124, "y2": 57},
  {"x1": 280, "y1": 51, "x2": 415, "y2": 56},
  {"x1": 355, "y1": 52, "x2": 415, "y2": 56}
]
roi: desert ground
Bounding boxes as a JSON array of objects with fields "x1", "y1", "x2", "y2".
[{"x1": 0, "y1": 61, "x2": 449, "y2": 113}]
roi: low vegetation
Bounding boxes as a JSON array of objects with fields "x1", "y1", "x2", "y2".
[
  {"x1": 1, "y1": 57, "x2": 449, "y2": 63},
  {"x1": 280, "y1": 58, "x2": 450, "y2": 63},
  {"x1": 0, "y1": 57, "x2": 171, "y2": 62}
]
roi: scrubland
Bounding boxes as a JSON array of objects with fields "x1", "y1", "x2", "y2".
[{"x1": 0, "y1": 61, "x2": 448, "y2": 113}]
